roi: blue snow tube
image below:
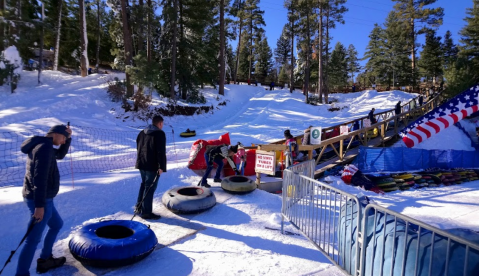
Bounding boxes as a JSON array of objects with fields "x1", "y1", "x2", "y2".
[{"x1": 69, "y1": 220, "x2": 158, "y2": 267}]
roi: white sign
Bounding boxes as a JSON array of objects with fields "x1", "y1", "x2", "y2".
[
  {"x1": 255, "y1": 150, "x2": 276, "y2": 175},
  {"x1": 340, "y1": 125, "x2": 349, "y2": 135},
  {"x1": 310, "y1": 127, "x2": 322, "y2": 145},
  {"x1": 364, "y1": 119, "x2": 371, "y2": 128}
]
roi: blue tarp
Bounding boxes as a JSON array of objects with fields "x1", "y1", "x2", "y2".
[{"x1": 353, "y1": 146, "x2": 479, "y2": 173}]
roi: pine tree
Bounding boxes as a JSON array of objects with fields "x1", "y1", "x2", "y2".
[
  {"x1": 230, "y1": 0, "x2": 244, "y2": 84},
  {"x1": 274, "y1": 25, "x2": 291, "y2": 69},
  {"x1": 442, "y1": 30, "x2": 458, "y2": 70},
  {"x1": 285, "y1": 0, "x2": 298, "y2": 93},
  {"x1": 391, "y1": 0, "x2": 444, "y2": 86},
  {"x1": 328, "y1": 42, "x2": 348, "y2": 90},
  {"x1": 346, "y1": 44, "x2": 360, "y2": 84},
  {"x1": 363, "y1": 24, "x2": 387, "y2": 86},
  {"x1": 242, "y1": 0, "x2": 265, "y2": 84},
  {"x1": 278, "y1": 63, "x2": 289, "y2": 85},
  {"x1": 254, "y1": 35, "x2": 273, "y2": 83},
  {"x1": 459, "y1": 0, "x2": 479, "y2": 73},
  {"x1": 418, "y1": 30, "x2": 443, "y2": 84}
]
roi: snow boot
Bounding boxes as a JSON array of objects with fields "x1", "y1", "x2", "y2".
[
  {"x1": 213, "y1": 178, "x2": 222, "y2": 183},
  {"x1": 36, "y1": 255, "x2": 66, "y2": 274}
]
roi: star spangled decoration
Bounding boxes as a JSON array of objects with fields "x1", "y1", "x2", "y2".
[{"x1": 400, "y1": 84, "x2": 479, "y2": 148}]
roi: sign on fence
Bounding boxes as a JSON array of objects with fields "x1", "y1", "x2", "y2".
[
  {"x1": 340, "y1": 125, "x2": 349, "y2": 135},
  {"x1": 255, "y1": 150, "x2": 276, "y2": 175},
  {"x1": 364, "y1": 119, "x2": 371, "y2": 128},
  {"x1": 310, "y1": 127, "x2": 322, "y2": 145}
]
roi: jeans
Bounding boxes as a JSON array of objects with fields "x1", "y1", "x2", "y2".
[
  {"x1": 201, "y1": 153, "x2": 224, "y2": 184},
  {"x1": 16, "y1": 198, "x2": 63, "y2": 276},
  {"x1": 136, "y1": 170, "x2": 160, "y2": 215}
]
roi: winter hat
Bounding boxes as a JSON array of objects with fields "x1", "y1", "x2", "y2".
[
  {"x1": 284, "y1": 129, "x2": 292, "y2": 138},
  {"x1": 229, "y1": 145, "x2": 238, "y2": 154},
  {"x1": 47, "y1": 124, "x2": 69, "y2": 138}
]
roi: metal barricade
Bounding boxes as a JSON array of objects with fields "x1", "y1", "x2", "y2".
[
  {"x1": 282, "y1": 169, "x2": 363, "y2": 276},
  {"x1": 360, "y1": 204, "x2": 479, "y2": 276},
  {"x1": 288, "y1": 159, "x2": 315, "y2": 178},
  {"x1": 282, "y1": 171, "x2": 479, "y2": 276}
]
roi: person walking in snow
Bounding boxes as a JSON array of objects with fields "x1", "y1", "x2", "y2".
[
  {"x1": 270, "y1": 81, "x2": 275, "y2": 91},
  {"x1": 395, "y1": 101, "x2": 402, "y2": 116},
  {"x1": 16, "y1": 124, "x2": 72, "y2": 276},
  {"x1": 200, "y1": 144, "x2": 239, "y2": 188},
  {"x1": 135, "y1": 115, "x2": 167, "y2": 220}
]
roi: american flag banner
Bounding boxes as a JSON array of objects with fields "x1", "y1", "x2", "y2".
[{"x1": 400, "y1": 84, "x2": 479, "y2": 148}]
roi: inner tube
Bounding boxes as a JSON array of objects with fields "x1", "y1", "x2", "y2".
[
  {"x1": 180, "y1": 130, "x2": 196, "y2": 137},
  {"x1": 162, "y1": 186, "x2": 216, "y2": 213},
  {"x1": 69, "y1": 220, "x2": 157, "y2": 268},
  {"x1": 221, "y1": 175, "x2": 256, "y2": 194}
]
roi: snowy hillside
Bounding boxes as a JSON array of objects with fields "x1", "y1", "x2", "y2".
[{"x1": 1, "y1": 70, "x2": 478, "y2": 276}]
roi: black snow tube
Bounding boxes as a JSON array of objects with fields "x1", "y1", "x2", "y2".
[
  {"x1": 162, "y1": 186, "x2": 216, "y2": 213},
  {"x1": 69, "y1": 220, "x2": 157, "y2": 268},
  {"x1": 221, "y1": 175, "x2": 256, "y2": 194}
]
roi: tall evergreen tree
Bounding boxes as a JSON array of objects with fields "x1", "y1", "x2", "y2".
[
  {"x1": 391, "y1": 0, "x2": 444, "y2": 86},
  {"x1": 254, "y1": 35, "x2": 273, "y2": 82},
  {"x1": 242, "y1": 0, "x2": 264, "y2": 83},
  {"x1": 442, "y1": 30, "x2": 458, "y2": 70},
  {"x1": 285, "y1": 0, "x2": 298, "y2": 93},
  {"x1": 274, "y1": 25, "x2": 291, "y2": 69},
  {"x1": 346, "y1": 44, "x2": 360, "y2": 84},
  {"x1": 363, "y1": 24, "x2": 387, "y2": 86},
  {"x1": 459, "y1": 0, "x2": 479, "y2": 73},
  {"x1": 328, "y1": 42, "x2": 348, "y2": 89},
  {"x1": 418, "y1": 30, "x2": 443, "y2": 84}
]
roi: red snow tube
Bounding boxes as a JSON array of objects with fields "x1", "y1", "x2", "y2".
[{"x1": 187, "y1": 133, "x2": 231, "y2": 171}]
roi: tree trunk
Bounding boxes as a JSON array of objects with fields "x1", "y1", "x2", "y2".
[
  {"x1": 219, "y1": 0, "x2": 225, "y2": 95},
  {"x1": 120, "y1": 0, "x2": 133, "y2": 95},
  {"x1": 248, "y1": 9, "x2": 252, "y2": 85},
  {"x1": 95, "y1": 0, "x2": 101, "y2": 72},
  {"x1": 38, "y1": 1, "x2": 44, "y2": 85},
  {"x1": 0, "y1": 0, "x2": 4, "y2": 52},
  {"x1": 324, "y1": 8, "x2": 330, "y2": 104},
  {"x1": 410, "y1": 17, "x2": 416, "y2": 89},
  {"x1": 136, "y1": 0, "x2": 145, "y2": 96},
  {"x1": 53, "y1": 0, "x2": 63, "y2": 71},
  {"x1": 179, "y1": 0, "x2": 186, "y2": 100},
  {"x1": 79, "y1": 0, "x2": 89, "y2": 77},
  {"x1": 304, "y1": 3, "x2": 310, "y2": 102},
  {"x1": 170, "y1": 0, "x2": 178, "y2": 99},
  {"x1": 289, "y1": 1, "x2": 294, "y2": 93},
  {"x1": 147, "y1": 0, "x2": 152, "y2": 63},
  {"x1": 317, "y1": 1, "x2": 323, "y2": 102},
  {"x1": 234, "y1": 0, "x2": 243, "y2": 84}
]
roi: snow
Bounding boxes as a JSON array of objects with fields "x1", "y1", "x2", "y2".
[
  {"x1": 2, "y1": 45, "x2": 23, "y2": 74},
  {"x1": 0, "y1": 70, "x2": 478, "y2": 276}
]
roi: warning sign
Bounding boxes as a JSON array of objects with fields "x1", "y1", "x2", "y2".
[{"x1": 255, "y1": 150, "x2": 276, "y2": 175}]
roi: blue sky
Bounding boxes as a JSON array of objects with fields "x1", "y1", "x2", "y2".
[{"x1": 237, "y1": 0, "x2": 473, "y2": 67}]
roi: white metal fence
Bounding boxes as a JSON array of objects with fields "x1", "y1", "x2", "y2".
[{"x1": 281, "y1": 168, "x2": 479, "y2": 276}]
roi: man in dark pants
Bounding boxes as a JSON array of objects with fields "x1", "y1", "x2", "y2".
[
  {"x1": 16, "y1": 124, "x2": 72, "y2": 276},
  {"x1": 135, "y1": 115, "x2": 167, "y2": 220},
  {"x1": 395, "y1": 101, "x2": 402, "y2": 116},
  {"x1": 200, "y1": 144, "x2": 239, "y2": 188},
  {"x1": 368, "y1": 108, "x2": 377, "y2": 124}
]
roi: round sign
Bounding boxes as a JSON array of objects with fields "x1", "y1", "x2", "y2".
[{"x1": 312, "y1": 129, "x2": 320, "y2": 139}]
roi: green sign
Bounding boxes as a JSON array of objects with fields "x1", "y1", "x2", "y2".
[
  {"x1": 312, "y1": 129, "x2": 320, "y2": 139},
  {"x1": 310, "y1": 127, "x2": 322, "y2": 144}
]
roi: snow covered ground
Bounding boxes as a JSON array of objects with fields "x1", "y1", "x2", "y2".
[{"x1": 1, "y1": 70, "x2": 478, "y2": 276}]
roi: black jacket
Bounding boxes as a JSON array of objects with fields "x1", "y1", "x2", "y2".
[
  {"x1": 395, "y1": 103, "x2": 401, "y2": 115},
  {"x1": 135, "y1": 125, "x2": 167, "y2": 172},
  {"x1": 368, "y1": 110, "x2": 377, "y2": 124},
  {"x1": 205, "y1": 145, "x2": 236, "y2": 169},
  {"x1": 21, "y1": 136, "x2": 71, "y2": 208}
]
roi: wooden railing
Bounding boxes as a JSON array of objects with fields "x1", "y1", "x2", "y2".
[{"x1": 253, "y1": 90, "x2": 445, "y2": 167}]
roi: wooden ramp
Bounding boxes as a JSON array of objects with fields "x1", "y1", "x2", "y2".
[{"x1": 313, "y1": 128, "x2": 399, "y2": 178}]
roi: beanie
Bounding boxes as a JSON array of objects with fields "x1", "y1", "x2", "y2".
[
  {"x1": 47, "y1": 125, "x2": 70, "y2": 138},
  {"x1": 229, "y1": 145, "x2": 238, "y2": 154}
]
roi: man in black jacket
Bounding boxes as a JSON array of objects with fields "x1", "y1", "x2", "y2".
[
  {"x1": 368, "y1": 108, "x2": 377, "y2": 124},
  {"x1": 135, "y1": 115, "x2": 167, "y2": 220},
  {"x1": 200, "y1": 144, "x2": 239, "y2": 188},
  {"x1": 16, "y1": 124, "x2": 72, "y2": 276},
  {"x1": 395, "y1": 101, "x2": 402, "y2": 116}
]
